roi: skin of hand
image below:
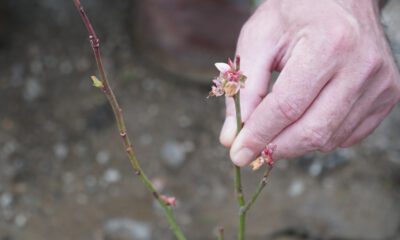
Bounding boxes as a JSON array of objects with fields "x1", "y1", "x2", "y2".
[{"x1": 220, "y1": 0, "x2": 400, "y2": 166}]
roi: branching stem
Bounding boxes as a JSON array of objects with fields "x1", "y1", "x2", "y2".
[
  {"x1": 240, "y1": 165, "x2": 273, "y2": 215},
  {"x1": 234, "y1": 84, "x2": 274, "y2": 240},
  {"x1": 72, "y1": 1, "x2": 186, "y2": 239}
]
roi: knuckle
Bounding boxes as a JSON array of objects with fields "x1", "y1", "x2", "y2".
[
  {"x1": 325, "y1": 23, "x2": 357, "y2": 54},
  {"x1": 301, "y1": 126, "x2": 331, "y2": 151},
  {"x1": 363, "y1": 51, "x2": 384, "y2": 76},
  {"x1": 273, "y1": 94, "x2": 303, "y2": 123}
]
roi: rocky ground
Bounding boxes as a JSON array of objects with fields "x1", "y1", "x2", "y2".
[{"x1": 0, "y1": 1, "x2": 400, "y2": 240}]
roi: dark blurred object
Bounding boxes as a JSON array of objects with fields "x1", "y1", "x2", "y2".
[
  {"x1": 0, "y1": 3, "x2": 10, "y2": 48},
  {"x1": 0, "y1": 1, "x2": 39, "y2": 49},
  {"x1": 133, "y1": 0, "x2": 251, "y2": 84}
]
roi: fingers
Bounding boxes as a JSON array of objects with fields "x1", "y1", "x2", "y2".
[
  {"x1": 322, "y1": 69, "x2": 400, "y2": 150},
  {"x1": 219, "y1": 11, "x2": 279, "y2": 147},
  {"x1": 270, "y1": 71, "x2": 364, "y2": 160},
  {"x1": 230, "y1": 39, "x2": 337, "y2": 166},
  {"x1": 271, "y1": 71, "x2": 398, "y2": 159},
  {"x1": 340, "y1": 106, "x2": 394, "y2": 147}
]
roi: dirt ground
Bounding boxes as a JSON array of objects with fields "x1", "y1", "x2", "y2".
[{"x1": 1, "y1": 1, "x2": 400, "y2": 240}]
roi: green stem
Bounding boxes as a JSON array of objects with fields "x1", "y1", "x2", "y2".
[
  {"x1": 233, "y1": 93, "x2": 246, "y2": 240},
  {"x1": 240, "y1": 165, "x2": 273, "y2": 215},
  {"x1": 72, "y1": 1, "x2": 186, "y2": 239},
  {"x1": 217, "y1": 227, "x2": 225, "y2": 240}
]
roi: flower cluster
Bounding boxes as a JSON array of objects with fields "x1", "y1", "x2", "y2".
[
  {"x1": 208, "y1": 56, "x2": 247, "y2": 98},
  {"x1": 250, "y1": 144, "x2": 277, "y2": 171}
]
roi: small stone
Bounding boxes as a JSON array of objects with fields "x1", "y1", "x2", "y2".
[
  {"x1": 14, "y1": 214, "x2": 27, "y2": 227},
  {"x1": 54, "y1": 143, "x2": 69, "y2": 160},
  {"x1": 0, "y1": 193, "x2": 13, "y2": 208},
  {"x1": 161, "y1": 141, "x2": 194, "y2": 169},
  {"x1": 309, "y1": 161, "x2": 323, "y2": 177},
  {"x1": 288, "y1": 180, "x2": 305, "y2": 197},
  {"x1": 102, "y1": 169, "x2": 121, "y2": 184},
  {"x1": 104, "y1": 218, "x2": 151, "y2": 240},
  {"x1": 23, "y1": 78, "x2": 43, "y2": 101},
  {"x1": 96, "y1": 150, "x2": 110, "y2": 165}
]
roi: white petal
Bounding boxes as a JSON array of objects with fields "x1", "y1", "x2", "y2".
[{"x1": 214, "y1": 63, "x2": 230, "y2": 73}]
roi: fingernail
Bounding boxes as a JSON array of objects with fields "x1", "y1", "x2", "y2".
[
  {"x1": 219, "y1": 117, "x2": 237, "y2": 147},
  {"x1": 231, "y1": 148, "x2": 255, "y2": 167}
]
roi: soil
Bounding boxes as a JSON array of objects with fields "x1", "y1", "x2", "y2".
[{"x1": 0, "y1": 1, "x2": 400, "y2": 240}]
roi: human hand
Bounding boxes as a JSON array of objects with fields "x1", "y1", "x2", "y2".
[{"x1": 220, "y1": 0, "x2": 400, "y2": 166}]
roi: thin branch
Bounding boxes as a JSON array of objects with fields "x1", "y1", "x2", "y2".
[
  {"x1": 240, "y1": 165, "x2": 273, "y2": 215},
  {"x1": 72, "y1": 1, "x2": 186, "y2": 239},
  {"x1": 217, "y1": 227, "x2": 225, "y2": 240},
  {"x1": 233, "y1": 92, "x2": 246, "y2": 240}
]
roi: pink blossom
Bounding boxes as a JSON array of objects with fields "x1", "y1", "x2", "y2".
[{"x1": 208, "y1": 56, "x2": 247, "y2": 98}]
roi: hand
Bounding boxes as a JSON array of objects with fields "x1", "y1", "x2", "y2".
[{"x1": 220, "y1": 0, "x2": 400, "y2": 166}]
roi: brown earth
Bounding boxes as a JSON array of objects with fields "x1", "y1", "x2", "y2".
[{"x1": 0, "y1": 1, "x2": 400, "y2": 240}]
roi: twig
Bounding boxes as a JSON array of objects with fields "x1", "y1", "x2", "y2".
[
  {"x1": 72, "y1": 1, "x2": 186, "y2": 239},
  {"x1": 240, "y1": 165, "x2": 273, "y2": 215},
  {"x1": 233, "y1": 93, "x2": 246, "y2": 240},
  {"x1": 217, "y1": 227, "x2": 225, "y2": 240}
]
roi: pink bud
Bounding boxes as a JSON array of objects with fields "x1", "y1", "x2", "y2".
[
  {"x1": 161, "y1": 195, "x2": 177, "y2": 207},
  {"x1": 235, "y1": 55, "x2": 241, "y2": 70},
  {"x1": 251, "y1": 143, "x2": 277, "y2": 170}
]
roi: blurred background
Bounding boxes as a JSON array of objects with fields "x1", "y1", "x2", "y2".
[{"x1": 0, "y1": 0, "x2": 400, "y2": 239}]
